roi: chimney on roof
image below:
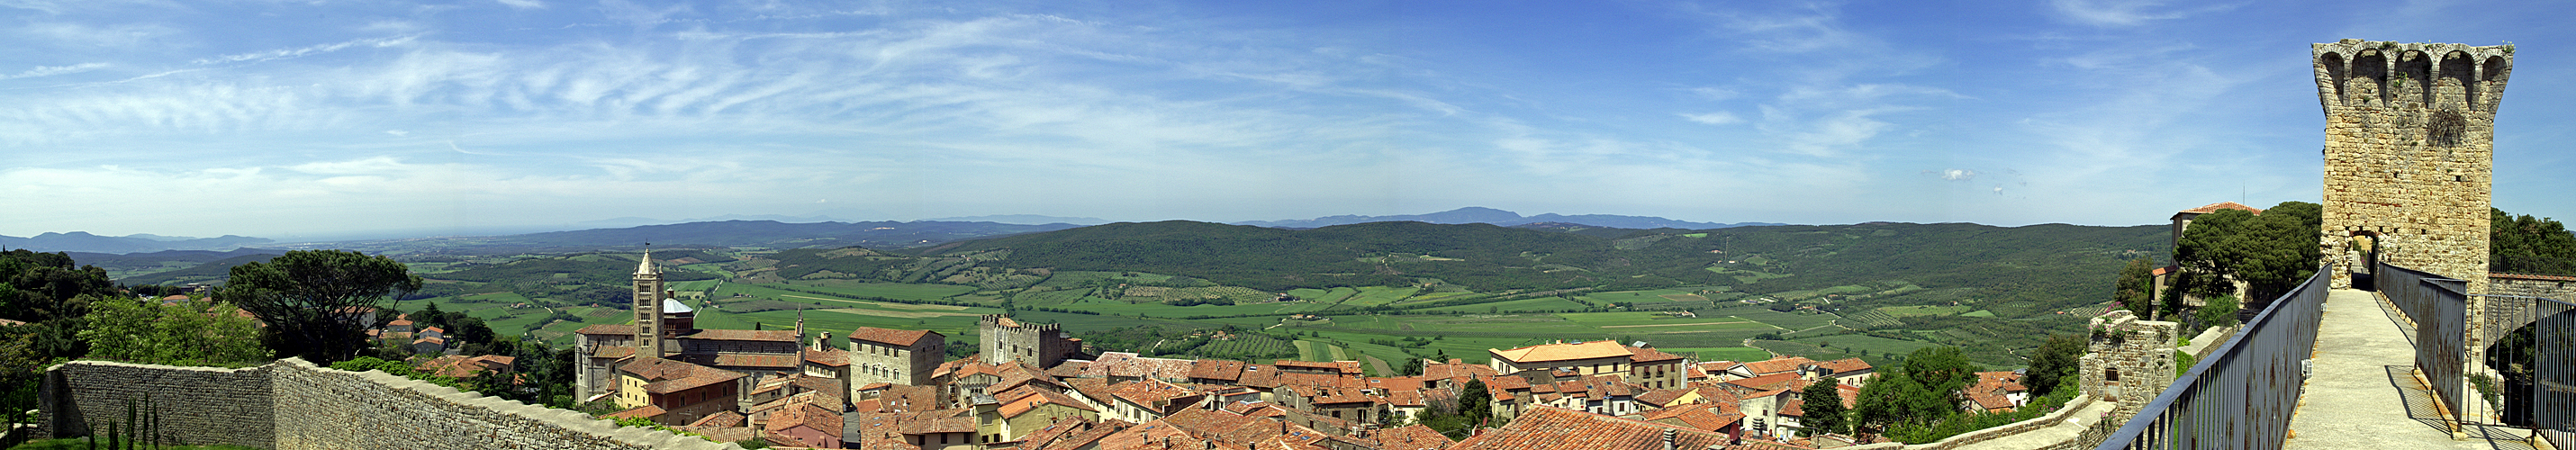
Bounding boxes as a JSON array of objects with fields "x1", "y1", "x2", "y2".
[{"x1": 1662, "y1": 428, "x2": 1677, "y2": 450}]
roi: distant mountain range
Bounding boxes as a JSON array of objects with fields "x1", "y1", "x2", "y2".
[
  {"x1": 16, "y1": 208, "x2": 1769, "y2": 255},
  {"x1": 0, "y1": 232, "x2": 275, "y2": 254},
  {"x1": 1230, "y1": 207, "x2": 1783, "y2": 230}
]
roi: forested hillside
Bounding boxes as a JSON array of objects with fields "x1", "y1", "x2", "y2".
[{"x1": 910, "y1": 220, "x2": 2166, "y2": 319}]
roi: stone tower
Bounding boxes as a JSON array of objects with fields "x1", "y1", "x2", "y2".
[
  {"x1": 980, "y1": 315, "x2": 1080, "y2": 368},
  {"x1": 2080, "y1": 310, "x2": 2176, "y2": 418},
  {"x1": 2313, "y1": 40, "x2": 2512, "y2": 293},
  {"x1": 634, "y1": 251, "x2": 665, "y2": 358}
]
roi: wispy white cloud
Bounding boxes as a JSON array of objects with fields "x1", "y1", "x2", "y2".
[
  {"x1": 1680, "y1": 112, "x2": 1741, "y2": 125},
  {"x1": 191, "y1": 35, "x2": 420, "y2": 66},
  {"x1": 494, "y1": 0, "x2": 544, "y2": 10},
  {"x1": 2049, "y1": 0, "x2": 2243, "y2": 28},
  {"x1": 0, "y1": 63, "x2": 107, "y2": 80}
]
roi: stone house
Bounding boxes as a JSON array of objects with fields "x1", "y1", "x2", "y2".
[
  {"x1": 1799, "y1": 357, "x2": 1875, "y2": 387},
  {"x1": 978, "y1": 387, "x2": 1099, "y2": 443},
  {"x1": 764, "y1": 401, "x2": 843, "y2": 448},
  {"x1": 1105, "y1": 379, "x2": 1204, "y2": 424},
  {"x1": 614, "y1": 356, "x2": 748, "y2": 426},
  {"x1": 979, "y1": 315, "x2": 1085, "y2": 368},
  {"x1": 847, "y1": 327, "x2": 945, "y2": 389}
]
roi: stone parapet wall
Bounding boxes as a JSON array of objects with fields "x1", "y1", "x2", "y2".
[
  {"x1": 40, "y1": 359, "x2": 740, "y2": 450},
  {"x1": 2490, "y1": 274, "x2": 2576, "y2": 301},
  {"x1": 35, "y1": 361, "x2": 275, "y2": 448},
  {"x1": 1838, "y1": 395, "x2": 2111, "y2": 450}
]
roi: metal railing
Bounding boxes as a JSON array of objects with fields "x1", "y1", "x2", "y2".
[
  {"x1": 2378, "y1": 261, "x2": 2470, "y2": 430},
  {"x1": 2093, "y1": 264, "x2": 2330, "y2": 450},
  {"x1": 2477, "y1": 293, "x2": 2576, "y2": 447}
]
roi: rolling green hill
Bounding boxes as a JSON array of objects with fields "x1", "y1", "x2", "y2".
[{"x1": 911, "y1": 220, "x2": 2165, "y2": 319}]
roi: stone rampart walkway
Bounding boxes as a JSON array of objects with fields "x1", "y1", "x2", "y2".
[{"x1": 2284, "y1": 289, "x2": 2526, "y2": 450}]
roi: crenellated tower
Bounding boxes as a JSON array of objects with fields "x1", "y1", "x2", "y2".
[{"x1": 2314, "y1": 39, "x2": 2511, "y2": 293}]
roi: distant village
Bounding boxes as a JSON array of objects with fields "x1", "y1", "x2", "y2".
[{"x1": 443, "y1": 252, "x2": 2038, "y2": 450}]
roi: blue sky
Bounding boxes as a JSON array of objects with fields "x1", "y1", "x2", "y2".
[{"x1": 5, "y1": 0, "x2": 2571, "y2": 240}]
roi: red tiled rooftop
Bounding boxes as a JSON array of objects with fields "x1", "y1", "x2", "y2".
[
  {"x1": 850, "y1": 327, "x2": 940, "y2": 346},
  {"x1": 1446, "y1": 406, "x2": 1734, "y2": 450}
]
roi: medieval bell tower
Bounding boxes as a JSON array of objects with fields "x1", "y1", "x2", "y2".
[
  {"x1": 634, "y1": 250, "x2": 666, "y2": 357},
  {"x1": 2313, "y1": 40, "x2": 2511, "y2": 292}
]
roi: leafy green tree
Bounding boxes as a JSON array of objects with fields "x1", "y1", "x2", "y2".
[
  {"x1": 1458, "y1": 378, "x2": 1491, "y2": 425},
  {"x1": 2172, "y1": 202, "x2": 2321, "y2": 305},
  {"x1": 221, "y1": 250, "x2": 422, "y2": 364},
  {"x1": 80, "y1": 296, "x2": 270, "y2": 366},
  {"x1": 2112, "y1": 257, "x2": 2156, "y2": 318},
  {"x1": 1854, "y1": 368, "x2": 1934, "y2": 431},
  {"x1": 2024, "y1": 334, "x2": 2084, "y2": 398},
  {"x1": 1800, "y1": 380, "x2": 1848, "y2": 436},
  {"x1": 2491, "y1": 208, "x2": 2576, "y2": 275},
  {"x1": 2194, "y1": 295, "x2": 2241, "y2": 330},
  {"x1": 1899, "y1": 346, "x2": 1980, "y2": 399}
]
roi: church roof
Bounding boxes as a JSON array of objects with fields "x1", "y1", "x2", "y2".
[
  {"x1": 661, "y1": 299, "x2": 693, "y2": 314},
  {"x1": 636, "y1": 251, "x2": 660, "y2": 275}
]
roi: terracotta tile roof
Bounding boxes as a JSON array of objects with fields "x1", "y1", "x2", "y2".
[
  {"x1": 1068, "y1": 377, "x2": 1120, "y2": 406},
  {"x1": 803, "y1": 347, "x2": 850, "y2": 366},
  {"x1": 689, "y1": 410, "x2": 747, "y2": 428},
  {"x1": 1047, "y1": 359, "x2": 1091, "y2": 377},
  {"x1": 1086, "y1": 353, "x2": 1198, "y2": 380},
  {"x1": 1008, "y1": 417, "x2": 1117, "y2": 450},
  {"x1": 1366, "y1": 376, "x2": 1429, "y2": 392},
  {"x1": 1972, "y1": 371, "x2": 2026, "y2": 392},
  {"x1": 1486, "y1": 375, "x2": 1532, "y2": 391},
  {"x1": 1385, "y1": 389, "x2": 1426, "y2": 408},
  {"x1": 1447, "y1": 406, "x2": 1735, "y2": 450},
  {"x1": 765, "y1": 402, "x2": 845, "y2": 438},
  {"x1": 1490, "y1": 340, "x2": 1634, "y2": 364},
  {"x1": 1805, "y1": 357, "x2": 1872, "y2": 375},
  {"x1": 850, "y1": 327, "x2": 940, "y2": 346},
  {"x1": 1421, "y1": 359, "x2": 1498, "y2": 381},
  {"x1": 618, "y1": 357, "x2": 748, "y2": 394},
  {"x1": 682, "y1": 328, "x2": 799, "y2": 342},
  {"x1": 1966, "y1": 392, "x2": 2015, "y2": 411},
  {"x1": 1641, "y1": 404, "x2": 1740, "y2": 432},
  {"x1": 1110, "y1": 379, "x2": 1201, "y2": 410},
  {"x1": 999, "y1": 389, "x2": 1099, "y2": 418},
  {"x1": 1037, "y1": 419, "x2": 1134, "y2": 450},
  {"x1": 2177, "y1": 201, "x2": 2264, "y2": 215},
  {"x1": 1371, "y1": 424, "x2": 1454, "y2": 450},
  {"x1": 575, "y1": 324, "x2": 636, "y2": 336},
  {"x1": 1634, "y1": 387, "x2": 1692, "y2": 408},
  {"x1": 704, "y1": 353, "x2": 800, "y2": 369},
  {"x1": 419, "y1": 355, "x2": 517, "y2": 378},
  {"x1": 1189, "y1": 359, "x2": 1246, "y2": 382},
  {"x1": 1626, "y1": 346, "x2": 1686, "y2": 364},
  {"x1": 1740, "y1": 356, "x2": 1815, "y2": 376}
]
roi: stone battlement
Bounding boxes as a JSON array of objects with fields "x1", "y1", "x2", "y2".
[
  {"x1": 37, "y1": 359, "x2": 738, "y2": 450},
  {"x1": 2313, "y1": 39, "x2": 2511, "y2": 294}
]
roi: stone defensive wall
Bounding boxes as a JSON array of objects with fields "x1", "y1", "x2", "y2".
[{"x1": 38, "y1": 358, "x2": 740, "y2": 450}]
